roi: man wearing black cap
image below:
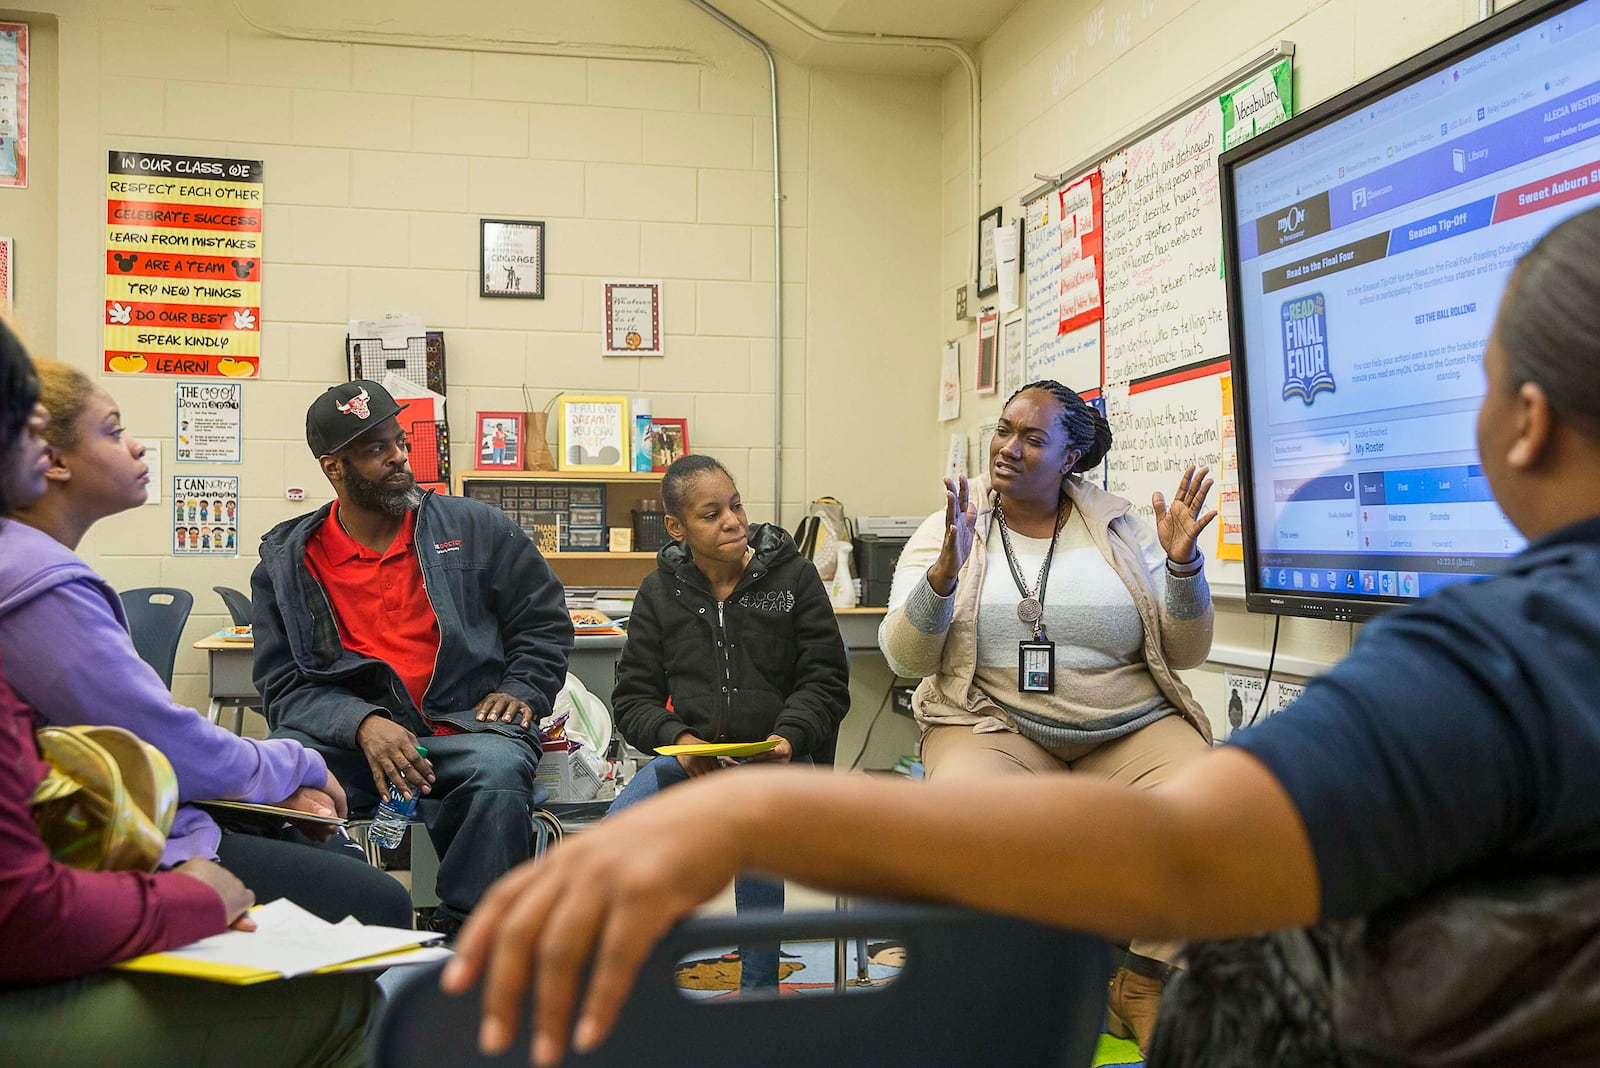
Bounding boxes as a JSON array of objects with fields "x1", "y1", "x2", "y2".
[{"x1": 251, "y1": 380, "x2": 574, "y2": 933}]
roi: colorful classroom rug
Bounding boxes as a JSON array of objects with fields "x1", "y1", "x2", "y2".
[{"x1": 673, "y1": 938, "x2": 1144, "y2": 1067}]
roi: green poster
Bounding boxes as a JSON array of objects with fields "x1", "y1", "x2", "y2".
[
  {"x1": 1219, "y1": 57, "x2": 1295, "y2": 277},
  {"x1": 1221, "y1": 58, "x2": 1295, "y2": 152}
]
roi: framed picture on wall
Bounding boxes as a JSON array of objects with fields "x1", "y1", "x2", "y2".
[
  {"x1": 649, "y1": 418, "x2": 690, "y2": 471},
  {"x1": 975, "y1": 206, "x2": 1002, "y2": 296},
  {"x1": 0, "y1": 23, "x2": 28, "y2": 188},
  {"x1": 602, "y1": 279, "x2": 664, "y2": 355},
  {"x1": 1001, "y1": 312, "x2": 1025, "y2": 397},
  {"x1": 475, "y1": 411, "x2": 525, "y2": 470},
  {"x1": 557, "y1": 394, "x2": 631, "y2": 473},
  {"x1": 480, "y1": 219, "x2": 545, "y2": 299},
  {"x1": 975, "y1": 310, "x2": 999, "y2": 394}
]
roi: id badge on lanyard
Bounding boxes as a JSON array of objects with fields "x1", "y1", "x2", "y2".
[{"x1": 1018, "y1": 639, "x2": 1055, "y2": 694}]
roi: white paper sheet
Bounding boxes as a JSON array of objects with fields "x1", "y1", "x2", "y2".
[{"x1": 153, "y1": 899, "x2": 441, "y2": 979}]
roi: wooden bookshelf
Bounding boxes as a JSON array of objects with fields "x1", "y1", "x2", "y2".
[{"x1": 457, "y1": 469, "x2": 663, "y2": 587}]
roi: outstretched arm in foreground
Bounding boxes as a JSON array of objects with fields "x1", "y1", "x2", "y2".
[{"x1": 441, "y1": 747, "x2": 1319, "y2": 1065}]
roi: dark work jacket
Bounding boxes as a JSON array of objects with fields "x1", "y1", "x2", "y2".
[
  {"x1": 251, "y1": 492, "x2": 574, "y2": 752},
  {"x1": 612, "y1": 523, "x2": 850, "y2": 758}
]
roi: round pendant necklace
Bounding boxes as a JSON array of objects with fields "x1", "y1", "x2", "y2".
[{"x1": 994, "y1": 497, "x2": 1067, "y2": 633}]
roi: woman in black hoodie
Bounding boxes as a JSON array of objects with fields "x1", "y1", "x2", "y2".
[{"x1": 609, "y1": 454, "x2": 850, "y2": 989}]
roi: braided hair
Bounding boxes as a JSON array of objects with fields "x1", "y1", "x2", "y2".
[
  {"x1": 660, "y1": 453, "x2": 734, "y2": 518},
  {"x1": 1005, "y1": 379, "x2": 1113, "y2": 472},
  {"x1": 0, "y1": 319, "x2": 41, "y2": 515}
]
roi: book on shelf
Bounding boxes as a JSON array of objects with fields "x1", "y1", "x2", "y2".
[{"x1": 528, "y1": 511, "x2": 564, "y2": 555}]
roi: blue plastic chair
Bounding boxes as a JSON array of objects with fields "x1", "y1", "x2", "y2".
[
  {"x1": 374, "y1": 904, "x2": 1112, "y2": 1067},
  {"x1": 212, "y1": 585, "x2": 252, "y2": 628},
  {"x1": 119, "y1": 587, "x2": 194, "y2": 690}
]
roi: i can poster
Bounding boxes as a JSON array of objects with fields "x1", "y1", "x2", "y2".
[
  {"x1": 0, "y1": 22, "x2": 28, "y2": 187},
  {"x1": 105, "y1": 151, "x2": 264, "y2": 379},
  {"x1": 172, "y1": 475, "x2": 239, "y2": 556},
  {"x1": 175, "y1": 381, "x2": 243, "y2": 462}
]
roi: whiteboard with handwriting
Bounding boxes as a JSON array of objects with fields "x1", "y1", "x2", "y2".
[
  {"x1": 1024, "y1": 188, "x2": 1104, "y2": 392},
  {"x1": 1103, "y1": 361, "x2": 1243, "y2": 589},
  {"x1": 1101, "y1": 103, "x2": 1230, "y2": 383},
  {"x1": 1020, "y1": 54, "x2": 1292, "y2": 595}
]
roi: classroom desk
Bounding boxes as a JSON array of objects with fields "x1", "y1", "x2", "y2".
[
  {"x1": 194, "y1": 634, "x2": 257, "y2": 735},
  {"x1": 194, "y1": 632, "x2": 638, "y2": 733},
  {"x1": 833, "y1": 606, "x2": 889, "y2": 650},
  {"x1": 194, "y1": 609, "x2": 886, "y2": 733}
]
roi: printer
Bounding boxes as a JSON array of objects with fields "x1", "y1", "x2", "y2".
[{"x1": 853, "y1": 515, "x2": 923, "y2": 607}]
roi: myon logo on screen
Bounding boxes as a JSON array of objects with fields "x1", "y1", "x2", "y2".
[
  {"x1": 1276, "y1": 204, "x2": 1306, "y2": 237},
  {"x1": 1281, "y1": 293, "x2": 1335, "y2": 405}
]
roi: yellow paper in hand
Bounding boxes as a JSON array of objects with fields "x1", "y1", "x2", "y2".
[{"x1": 655, "y1": 739, "x2": 781, "y2": 759}]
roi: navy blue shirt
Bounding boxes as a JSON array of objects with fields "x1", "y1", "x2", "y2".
[{"x1": 1230, "y1": 515, "x2": 1600, "y2": 919}]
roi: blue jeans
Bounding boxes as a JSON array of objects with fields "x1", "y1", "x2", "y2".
[
  {"x1": 281, "y1": 728, "x2": 544, "y2": 927},
  {"x1": 609, "y1": 755, "x2": 785, "y2": 990}
]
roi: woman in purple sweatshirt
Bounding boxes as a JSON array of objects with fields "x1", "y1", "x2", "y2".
[
  {"x1": 0, "y1": 356, "x2": 410, "y2": 928},
  {"x1": 0, "y1": 323, "x2": 374, "y2": 1065}
]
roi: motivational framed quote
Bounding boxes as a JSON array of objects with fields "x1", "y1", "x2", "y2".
[
  {"x1": 602, "y1": 280, "x2": 663, "y2": 356},
  {"x1": 480, "y1": 218, "x2": 544, "y2": 299},
  {"x1": 557, "y1": 394, "x2": 630, "y2": 473}
]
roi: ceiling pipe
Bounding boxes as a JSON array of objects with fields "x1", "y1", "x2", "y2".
[
  {"x1": 752, "y1": 0, "x2": 982, "y2": 288},
  {"x1": 231, "y1": 1, "x2": 701, "y2": 62},
  {"x1": 684, "y1": 0, "x2": 788, "y2": 526}
]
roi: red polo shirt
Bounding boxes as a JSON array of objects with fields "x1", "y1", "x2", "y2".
[{"x1": 304, "y1": 502, "x2": 441, "y2": 718}]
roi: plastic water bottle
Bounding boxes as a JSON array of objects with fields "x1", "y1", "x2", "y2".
[{"x1": 366, "y1": 745, "x2": 427, "y2": 851}]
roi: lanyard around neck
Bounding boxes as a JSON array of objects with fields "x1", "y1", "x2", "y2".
[{"x1": 993, "y1": 496, "x2": 1066, "y2": 638}]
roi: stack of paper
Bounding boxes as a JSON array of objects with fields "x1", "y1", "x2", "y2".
[{"x1": 116, "y1": 899, "x2": 448, "y2": 985}]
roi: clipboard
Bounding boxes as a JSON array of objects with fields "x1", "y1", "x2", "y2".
[{"x1": 193, "y1": 799, "x2": 347, "y2": 828}]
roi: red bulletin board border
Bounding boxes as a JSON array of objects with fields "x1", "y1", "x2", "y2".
[
  {"x1": 1128, "y1": 357, "x2": 1231, "y2": 395},
  {"x1": 105, "y1": 351, "x2": 258, "y2": 378},
  {"x1": 104, "y1": 250, "x2": 260, "y2": 282}
]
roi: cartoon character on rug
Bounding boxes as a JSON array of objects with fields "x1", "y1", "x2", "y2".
[{"x1": 673, "y1": 940, "x2": 908, "y2": 997}]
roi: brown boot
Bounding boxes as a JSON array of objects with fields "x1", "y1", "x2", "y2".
[{"x1": 1106, "y1": 966, "x2": 1164, "y2": 1052}]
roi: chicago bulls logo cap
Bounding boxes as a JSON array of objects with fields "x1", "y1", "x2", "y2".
[{"x1": 306, "y1": 378, "x2": 402, "y2": 456}]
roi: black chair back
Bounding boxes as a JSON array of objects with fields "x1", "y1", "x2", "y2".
[
  {"x1": 212, "y1": 585, "x2": 252, "y2": 627},
  {"x1": 120, "y1": 587, "x2": 195, "y2": 689},
  {"x1": 375, "y1": 904, "x2": 1111, "y2": 1067}
]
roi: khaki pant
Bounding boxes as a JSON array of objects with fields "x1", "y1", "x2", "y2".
[
  {"x1": 0, "y1": 971, "x2": 375, "y2": 1067},
  {"x1": 921, "y1": 715, "x2": 1210, "y2": 965}
]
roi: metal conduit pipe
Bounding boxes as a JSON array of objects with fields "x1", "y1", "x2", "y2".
[
  {"x1": 231, "y1": 1, "x2": 703, "y2": 62},
  {"x1": 684, "y1": 0, "x2": 787, "y2": 526},
  {"x1": 733, "y1": 0, "x2": 984, "y2": 523},
  {"x1": 752, "y1": 0, "x2": 982, "y2": 287},
  {"x1": 233, "y1": 0, "x2": 792, "y2": 523},
  {"x1": 233, "y1": 0, "x2": 980, "y2": 526}
]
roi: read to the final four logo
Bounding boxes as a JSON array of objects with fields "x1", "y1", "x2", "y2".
[{"x1": 1281, "y1": 292, "x2": 1335, "y2": 405}]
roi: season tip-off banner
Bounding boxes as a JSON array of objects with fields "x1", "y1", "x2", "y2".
[{"x1": 104, "y1": 151, "x2": 263, "y2": 379}]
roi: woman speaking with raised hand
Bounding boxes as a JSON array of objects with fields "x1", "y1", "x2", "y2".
[{"x1": 879, "y1": 379, "x2": 1218, "y2": 1050}]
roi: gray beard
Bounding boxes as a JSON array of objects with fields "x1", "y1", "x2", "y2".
[{"x1": 341, "y1": 461, "x2": 423, "y2": 516}]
